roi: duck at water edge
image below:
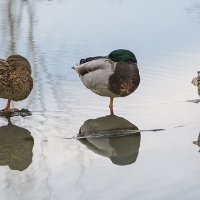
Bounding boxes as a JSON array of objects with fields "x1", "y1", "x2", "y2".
[
  {"x1": 73, "y1": 49, "x2": 140, "y2": 114},
  {"x1": 0, "y1": 55, "x2": 33, "y2": 112},
  {"x1": 192, "y1": 71, "x2": 200, "y2": 96}
]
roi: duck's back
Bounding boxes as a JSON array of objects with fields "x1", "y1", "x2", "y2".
[
  {"x1": 78, "y1": 58, "x2": 117, "y2": 97},
  {"x1": 0, "y1": 60, "x2": 14, "y2": 98}
]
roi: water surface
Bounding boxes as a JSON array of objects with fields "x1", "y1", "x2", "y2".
[{"x1": 0, "y1": 0, "x2": 200, "y2": 199}]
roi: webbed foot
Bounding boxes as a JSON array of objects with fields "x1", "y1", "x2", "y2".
[
  {"x1": 2, "y1": 99, "x2": 20, "y2": 113},
  {"x1": 3, "y1": 108, "x2": 20, "y2": 113}
]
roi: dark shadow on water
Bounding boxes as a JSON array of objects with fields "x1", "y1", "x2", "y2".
[
  {"x1": 0, "y1": 109, "x2": 32, "y2": 118},
  {"x1": 0, "y1": 117, "x2": 34, "y2": 171},
  {"x1": 78, "y1": 115, "x2": 141, "y2": 166},
  {"x1": 187, "y1": 99, "x2": 200, "y2": 104}
]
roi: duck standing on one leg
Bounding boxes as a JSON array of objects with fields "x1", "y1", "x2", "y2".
[
  {"x1": 73, "y1": 49, "x2": 140, "y2": 114},
  {"x1": 0, "y1": 55, "x2": 33, "y2": 112}
]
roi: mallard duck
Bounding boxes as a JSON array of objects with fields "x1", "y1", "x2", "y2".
[
  {"x1": 0, "y1": 55, "x2": 33, "y2": 112},
  {"x1": 73, "y1": 49, "x2": 140, "y2": 114}
]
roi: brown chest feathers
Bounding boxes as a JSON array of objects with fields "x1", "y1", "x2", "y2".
[
  {"x1": 108, "y1": 61, "x2": 140, "y2": 97},
  {"x1": 0, "y1": 69, "x2": 33, "y2": 101}
]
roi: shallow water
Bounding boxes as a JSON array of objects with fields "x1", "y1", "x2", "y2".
[{"x1": 0, "y1": 0, "x2": 200, "y2": 199}]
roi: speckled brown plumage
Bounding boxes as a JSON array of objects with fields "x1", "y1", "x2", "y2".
[
  {"x1": 192, "y1": 71, "x2": 200, "y2": 96},
  {"x1": 0, "y1": 55, "x2": 33, "y2": 111}
]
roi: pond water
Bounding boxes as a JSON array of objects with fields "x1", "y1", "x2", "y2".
[{"x1": 0, "y1": 0, "x2": 200, "y2": 199}]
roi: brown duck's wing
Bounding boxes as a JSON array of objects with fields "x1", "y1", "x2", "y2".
[
  {"x1": 0, "y1": 59, "x2": 15, "y2": 71},
  {"x1": 0, "y1": 61, "x2": 14, "y2": 96},
  {"x1": 0, "y1": 59, "x2": 14, "y2": 75}
]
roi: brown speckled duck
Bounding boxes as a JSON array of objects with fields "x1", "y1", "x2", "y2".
[
  {"x1": 0, "y1": 55, "x2": 33, "y2": 112},
  {"x1": 73, "y1": 49, "x2": 140, "y2": 114},
  {"x1": 192, "y1": 71, "x2": 200, "y2": 96}
]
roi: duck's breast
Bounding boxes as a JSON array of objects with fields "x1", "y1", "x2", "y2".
[
  {"x1": 108, "y1": 61, "x2": 140, "y2": 97},
  {"x1": 0, "y1": 70, "x2": 33, "y2": 101},
  {"x1": 10, "y1": 70, "x2": 33, "y2": 101}
]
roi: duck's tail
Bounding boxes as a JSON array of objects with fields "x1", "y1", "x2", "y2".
[{"x1": 72, "y1": 63, "x2": 80, "y2": 70}]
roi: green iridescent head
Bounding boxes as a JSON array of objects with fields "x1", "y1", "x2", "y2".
[{"x1": 108, "y1": 49, "x2": 137, "y2": 63}]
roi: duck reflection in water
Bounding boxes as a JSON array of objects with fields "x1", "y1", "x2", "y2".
[
  {"x1": 78, "y1": 115, "x2": 141, "y2": 166},
  {"x1": 0, "y1": 117, "x2": 34, "y2": 171},
  {"x1": 193, "y1": 133, "x2": 200, "y2": 152}
]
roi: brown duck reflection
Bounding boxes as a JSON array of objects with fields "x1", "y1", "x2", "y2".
[
  {"x1": 0, "y1": 118, "x2": 34, "y2": 171},
  {"x1": 78, "y1": 115, "x2": 141, "y2": 166}
]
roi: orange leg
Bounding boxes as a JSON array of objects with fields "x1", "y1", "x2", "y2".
[
  {"x1": 109, "y1": 97, "x2": 114, "y2": 115},
  {"x1": 4, "y1": 99, "x2": 11, "y2": 110},
  {"x1": 3, "y1": 99, "x2": 19, "y2": 112}
]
